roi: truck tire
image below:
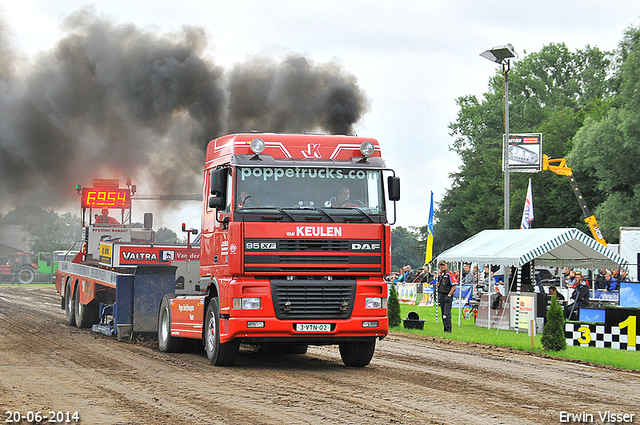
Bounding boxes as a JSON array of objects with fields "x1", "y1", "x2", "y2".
[
  {"x1": 18, "y1": 267, "x2": 35, "y2": 284},
  {"x1": 204, "y1": 298, "x2": 239, "y2": 366},
  {"x1": 338, "y1": 340, "x2": 376, "y2": 367},
  {"x1": 158, "y1": 295, "x2": 184, "y2": 352},
  {"x1": 64, "y1": 280, "x2": 76, "y2": 327},
  {"x1": 74, "y1": 282, "x2": 98, "y2": 328}
]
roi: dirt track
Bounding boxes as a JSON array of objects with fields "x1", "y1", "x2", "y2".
[{"x1": 0, "y1": 285, "x2": 639, "y2": 425}]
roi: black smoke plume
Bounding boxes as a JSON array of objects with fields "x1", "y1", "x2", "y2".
[{"x1": 0, "y1": 9, "x2": 369, "y2": 211}]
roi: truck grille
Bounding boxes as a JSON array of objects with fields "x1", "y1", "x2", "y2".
[
  {"x1": 271, "y1": 279, "x2": 356, "y2": 320},
  {"x1": 244, "y1": 238, "x2": 382, "y2": 274}
]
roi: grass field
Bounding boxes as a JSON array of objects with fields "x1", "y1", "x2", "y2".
[{"x1": 397, "y1": 303, "x2": 640, "y2": 371}]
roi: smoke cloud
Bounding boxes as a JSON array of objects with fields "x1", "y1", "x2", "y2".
[{"x1": 0, "y1": 9, "x2": 369, "y2": 211}]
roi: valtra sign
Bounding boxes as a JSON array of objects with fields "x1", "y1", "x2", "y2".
[{"x1": 99, "y1": 244, "x2": 200, "y2": 267}]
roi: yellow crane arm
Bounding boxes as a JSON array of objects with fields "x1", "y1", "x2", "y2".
[{"x1": 542, "y1": 155, "x2": 607, "y2": 246}]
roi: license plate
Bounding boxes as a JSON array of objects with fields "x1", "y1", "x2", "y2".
[{"x1": 295, "y1": 323, "x2": 331, "y2": 332}]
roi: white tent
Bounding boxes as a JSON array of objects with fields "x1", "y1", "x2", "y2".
[
  {"x1": 437, "y1": 228, "x2": 627, "y2": 269},
  {"x1": 437, "y1": 228, "x2": 627, "y2": 331}
]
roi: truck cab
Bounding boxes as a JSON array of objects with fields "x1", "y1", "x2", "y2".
[{"x1": 191, "y1": 133, "x2": 400, "y2": 366}]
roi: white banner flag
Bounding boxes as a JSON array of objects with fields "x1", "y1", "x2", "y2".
[{"x1": 520, "y1": 178, "x2": 534, "y2": 229}]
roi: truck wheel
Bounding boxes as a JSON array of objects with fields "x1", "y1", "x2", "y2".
[
  {"x1": 74, "y1": 283, "x2": 97, "y2": 328},
  {"x1": 64, "y1": 280, "x2": 76, "y2": 327},
  {"x1": 204, "y1": 298, "x2": 239, "y2": 366},
  {"x1": 18, "y1": 267, "x2": 35, "y2": 284},
  {"x1": 338, "y1": 340, "x2": 376, "y2": 367},
  {"x1": 158, "y1": 295, "x2": 183, "y2": 352}
]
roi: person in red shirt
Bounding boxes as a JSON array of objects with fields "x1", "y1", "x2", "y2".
[{"x1": 95, "y1": 208, "x2": 120, "y2": 225}]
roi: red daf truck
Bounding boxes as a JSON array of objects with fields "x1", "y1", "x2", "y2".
[{"x1": 158, "y1": 133, "x2": 400, "y2": 367}]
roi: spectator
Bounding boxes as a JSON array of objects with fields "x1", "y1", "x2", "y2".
[
  {"x1": 548, "y1": 286, "x2": 565, "y2": 303},
  {"x1": 392, "y1": 267, "x2": 405, "y2": 283},
  {"x1": 10, "y1": 257, "x2": 21, "y2": 286},
  {"x1": 618, "y1": 269, "x2": 630, "y2": 283},
  {"x1": 414, "y1": 266, "x2": 431, "y2": 283},
  {"x1": 612, "y1": 269, "x2": 620, "y2": 282},
  {"x1": 436, "y1": 260, "x2": 458, "y2": 333},
  {"x1": 565, "y1": 270, "x2": 577, "y2": 288},
  {"x1": 461, "y1": 263, "x2": 475, "y2": 285},
  {"x1": 473, "y1": 264, "x2": 480, "y2": 283},
  {"x1": 477, "y1": 264, "x2": 492, "y2": 294},
  {"x1": 603, "y1": 272, "x2": 618, "y2": 292},
  {"x1": 562, "y1": 267, "x2": 571, "y2": 282},
  {"x1": 594, "y1": 269, "x2": 608, "y2": 290},
  {"x1": 403, "y1": 265, "x2": 416, "y2": 284},
  {"x1": 565, "y1": 272, "x2": 590, "y2": 319}
]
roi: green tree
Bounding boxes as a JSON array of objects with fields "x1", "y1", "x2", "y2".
[
  {"x1": 390, "y1": 226, "x2": 425, "y2": 272},
  {"x1": 566, "y1": 25, "x2": 640, "y2": 243},
  {"x1": 156, "y1": 227, "x2": 179, "y2": 243},
  {"x1": 442, "y1": 43, "x2": 615, "y2": 251},
  {"x1": 387, "y1": 284, "x2": 401, "y2": 327},
  {"x1": 541, "y1": 294, "x2": 566, "y2": 351},
  {"x1": 14, "y1": 208, "x2": 81, "y2": 253}
]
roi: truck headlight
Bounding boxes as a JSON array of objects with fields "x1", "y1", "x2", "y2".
[
  {"x1": 365, "y1": 297, "x2": 385, "y2": 309},
  {"x1": 250, "y1": 138, "x2": 266, "y2": 155},
  {"x1": 360, "y1": 141, "x2": 375, "y2": 157},
  {"x1": 233, "y1": 297, "x2": 261, "y2": 310}
]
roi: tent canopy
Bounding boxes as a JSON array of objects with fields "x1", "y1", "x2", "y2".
[{"x1": 436, "y1": 228, "x2": 628, "y2": 269}]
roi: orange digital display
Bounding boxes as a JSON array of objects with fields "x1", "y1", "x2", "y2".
[{"x1": 82, "y1": 189, "x2": 130, "y2": 208}]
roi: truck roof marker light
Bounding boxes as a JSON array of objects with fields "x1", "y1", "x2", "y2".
[
  {"x1": 249, "y1": 138, "x2": 266, "y2": 155},
  {"x1": 360, "y1": 141, "x2": 374, "y2": 157}
]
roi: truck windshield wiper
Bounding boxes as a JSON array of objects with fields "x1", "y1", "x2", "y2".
[
  {"x1": 352, "y1": 208, "x2": 374, "y2": 222},
  {"x1": 242, "y1": 206, "x2": 297, "y2": 221},
  {"x1": 270, "y1": 207, "x2": 296, "y2": 221},
  {"x1": 299, "y1": 206, "x2": 335, "y2": 222}
]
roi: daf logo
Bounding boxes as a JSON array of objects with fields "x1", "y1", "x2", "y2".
[{"x1": 351, "y1": 243, "x2": 380, "y2": 251}]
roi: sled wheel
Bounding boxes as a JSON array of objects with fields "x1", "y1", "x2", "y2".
[
  {"x1": 74, "y1": 282, "x2": 97, "y2": 328},
  {"x1": 158, "y1": 295, "x2": 184, "y2": 352},
  {"x1": 64, "y1": 280, "x2": 76, "y2": 327}
]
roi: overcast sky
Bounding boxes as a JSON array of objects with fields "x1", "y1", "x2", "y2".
[{"x1": 2, "y1": 1, "x2": 639, "y2": 232}]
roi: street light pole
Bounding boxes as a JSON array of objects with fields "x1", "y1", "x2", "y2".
[
  {"x1": 503, "y1": 61, "x2": 510, "y2": 230},
  {"x1": 480, "y1": 44, "x2": 517, "y2": 230}
]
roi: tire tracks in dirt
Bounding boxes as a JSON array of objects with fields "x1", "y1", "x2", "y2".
[{"x1": 1, "y1": 286, "x2": 639, "y2": 425}]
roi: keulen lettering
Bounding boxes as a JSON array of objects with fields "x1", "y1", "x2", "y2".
[{"x1": 296, "y1": 226, "x2": 342, "y2": 237}]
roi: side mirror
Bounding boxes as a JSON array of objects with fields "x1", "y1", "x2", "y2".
[
  {"x1": 210, "y1": 168, "x2": 228, "y2": 196},
  {"x1": 388, "y1": 176, "x2": 400, "y2": 201},
  {"x1": 209, "y1": 196, "x2": 225, "y2": 209},
  {"x1": 143, "y1": 212, "x2": 153, "y2": 230},
  {"x1": 209, "y1": 168, "x2": 228, "y2": 211}
]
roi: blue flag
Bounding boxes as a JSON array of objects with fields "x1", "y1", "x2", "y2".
[{"x1": 425, "y1": 191, "x2": 434, "y2": 264}]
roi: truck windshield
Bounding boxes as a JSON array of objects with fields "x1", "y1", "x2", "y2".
[{"x1": 236, "y1": 166, "x2": 385, "y2": 214}]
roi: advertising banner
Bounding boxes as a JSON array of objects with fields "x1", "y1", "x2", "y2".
[
  {"x1": 419, "y1": 283, "x2": 434, "y2": 306},
  {"x1": 510, "y1": 293, "x2": 536, "y2": 330},
  {"x1": 503, "y1": 133, "x2": 542, "y2": 173},
  {"x1": 397, "y1": 283, "x2": 417, "y2": 304}
]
